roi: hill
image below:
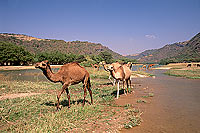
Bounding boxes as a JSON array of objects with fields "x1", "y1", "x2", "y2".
[
  {"x1": 0, "y1": 33, "x2": 123, "y2": 59},
  {"x1": 126, "y1": 33, "x2": 200, "y2": 63}
]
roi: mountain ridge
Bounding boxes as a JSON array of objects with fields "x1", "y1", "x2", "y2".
[
  {"x1": 0, "y1": 33, "x2": 123, "y2": 59},
  {"x1": 126, "y1": 33, "x2": 200, "y2": 63}
]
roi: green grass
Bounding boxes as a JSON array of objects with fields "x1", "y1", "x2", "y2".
[
  {"x1": 165, "y1": 69, "x2": 200, "y2": 79},
  {"x1": 0, "y1": 67, "x2": 137, "y2": 132},
  {"x1": 124, "y1": 106, "x2": 142, "y2": 129}
]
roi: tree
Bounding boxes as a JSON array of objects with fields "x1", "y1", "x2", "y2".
[
  {"x1": 91, "y1": 55, "x2": 103, "y2": 64},
  {"x1": 0, "y1": 41, "x2": 34, "y2": 65},
  {"x1": 99, "y1": 51, "x2": 113, "y2": 64}
]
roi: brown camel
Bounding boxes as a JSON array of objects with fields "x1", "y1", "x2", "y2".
[
  {"x1": 107, "y1": 64, "x2": 125, "y2": 99},
  {"x1": 147, "y1": 64, "x2": 155, "y2": 69},
  {"x1": 35, "y1": 60, "x2": 93, "y2": 110},
  {"x1": 142, "y1": 65, "x2": 147, "y2": 70},
  {"x1": 91, "y1": 64, "x2": 99, "y2": 71}
]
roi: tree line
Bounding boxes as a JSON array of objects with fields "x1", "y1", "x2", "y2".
[{"x1": 0, "y1": 41, "x2": 137, "y2": 66}]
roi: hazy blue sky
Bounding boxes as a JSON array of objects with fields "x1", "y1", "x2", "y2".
[{"x1": 1, "y1": 0, "x2": 200, "y2": 55}]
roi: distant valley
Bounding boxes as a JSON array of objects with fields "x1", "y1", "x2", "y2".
[{"x1": 126, "y1": 32, "x2": 200, "y2": 64}]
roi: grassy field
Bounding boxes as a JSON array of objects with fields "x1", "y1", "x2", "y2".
[
  {"x1": 163, "y1": 63, "x2": 200, "y2": 79},
  {"x1": 165, "y1": 69, "x2": 200, "y2": 79},
  {"x1": 0, "y1": 67, "x2": 147, "y2": 132}
]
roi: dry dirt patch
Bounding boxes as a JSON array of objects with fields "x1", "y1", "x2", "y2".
[{"x1": 0, "y1": 92, "x2": 42, "y2": 100}]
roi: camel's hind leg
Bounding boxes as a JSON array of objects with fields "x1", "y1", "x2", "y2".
[
  {"x1": 66, "y1": 88, "x2": 70, "y2": 108},
  {"x1": 123, "y1": 80, "x2": 127, "y2": 95},
  {"x1": 127, "y1": 78, "x2": 131, "y2": 93},
  {"x1": 82, "y1": 77, "x2": 89, "y2": 107},
  {"x1": 87, "y1": 78, "x2": 93, "y2": 105}
]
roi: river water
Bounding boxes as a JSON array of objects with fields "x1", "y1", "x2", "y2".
[
  {"x1": 0, "y1": 68, "x2": 60, "y2": 82},
  {"x1": 123, "y1": 70, "x2": 200, "y2": 133}
]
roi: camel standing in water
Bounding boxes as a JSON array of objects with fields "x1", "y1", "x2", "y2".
[
  {"x1": 147, "y1": 64, "x2": 155, "y2": 70},
  {"x1": 35, "y1": 60, "x2": 93, "y2": 110},
  {"x1": 142, "y1": 65, "x2": 147, "y2": 70}
]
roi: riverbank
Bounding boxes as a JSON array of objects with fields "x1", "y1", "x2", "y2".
[
  {"x1": 0, "y1": 67, "x2": 154, "y2": 132},
  {"x1": 121, "y1": 70, "x2": 200, "y2": 133},
  {"x1": 154, "y1": 63, "x2": 200, "y2": 79}
]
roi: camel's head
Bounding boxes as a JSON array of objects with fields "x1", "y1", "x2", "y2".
[
  {"x1": 35, "y1": 60, "x2": 50, "y2": 69},
  {"x1": 107, "y1": 62, "x2": 121, "y2": 71},
  {"x1": 107, "y1": 64, "x2": 114, "y2": 71}
]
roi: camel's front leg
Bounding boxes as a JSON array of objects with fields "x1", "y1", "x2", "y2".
[
  {"x1": 108, "y1": 75, "x2": 114, "y2": 85},
  {"x1": 57, "y1": 84, "x2": 68, "y2": 111},
  {"x1": 117, "y1": 80, "x2": 120, "y2": 99}
]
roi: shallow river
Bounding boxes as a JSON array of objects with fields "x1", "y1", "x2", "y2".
[{"x1": 123, "y1": 70, "x2": 200, "y2": 133}]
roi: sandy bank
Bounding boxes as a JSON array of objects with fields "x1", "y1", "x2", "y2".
[{"x1": 153, "y1": 67, "x2": 172, "y2": 70}]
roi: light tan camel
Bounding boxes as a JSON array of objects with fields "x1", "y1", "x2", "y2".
[
  {"x1": 103, "y1": 62, "x2": 132, "y2": 92},
  {"x1": 107, "y1": 64, "x2": 125, "y2": 99},
  {"x1": 102, "y1": 63, "x2": 116, "y2": 86},
  {"x1": 102, "y1": 63, "x2": 115, "y2": 85},
  {"x1": 91, "y1": 64, "x2": 99, "y2": 71},
  {"x1": 102, "y1": 62, "x2": 121, "y2": 86},
  {"x1": 35, "y1": 60, "x2": 93, "y2": 111},
  {"x1": 122, "y1": 64, "x2": 132, "y2": 93},
  {"x1": 127, "y1": 62, "x2": 133, "y2": 70}
]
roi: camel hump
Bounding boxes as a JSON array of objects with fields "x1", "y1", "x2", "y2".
[
  {"x1": 62, "y1": 62, "x2": 83, "y2": 68},
  {"x1": 62, "y1": 62, "x2": 89, "y2": 75}
]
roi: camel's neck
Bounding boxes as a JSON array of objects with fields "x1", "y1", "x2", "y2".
[
  {"x1": 103, "y1": 65, "x2": 108, "y2": 71},
  {"x1": 110, "y1": 69, "x2": 118, "y2": 79},
  {"x1": 42, "y1": 65, "x2": 60, "y2": 83}
]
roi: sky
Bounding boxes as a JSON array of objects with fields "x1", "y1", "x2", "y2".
[{"x1": 0, "y1": 0, "x2": 200, "y2": 55}]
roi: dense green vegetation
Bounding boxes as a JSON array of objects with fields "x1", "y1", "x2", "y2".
[
  {"x1": 0, "y1": 33, "x2": 123, "y2": 59},
  {"x1": 160, "y1": 56, "x2": 200, "y2": 65},
  {"x1": 0, "y1": 41, "x2": 136, "y2": 66},
  {"x1": 0, "y1": 41, "x2": 34, "y2": 65},
  {"x1": 0, "y1": 33, "x2": 137, "y2": 66}
]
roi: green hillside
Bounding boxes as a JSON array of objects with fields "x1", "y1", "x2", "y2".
[{"x1": 0, "y1": 33, "x2": 123, "y2": 59}]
